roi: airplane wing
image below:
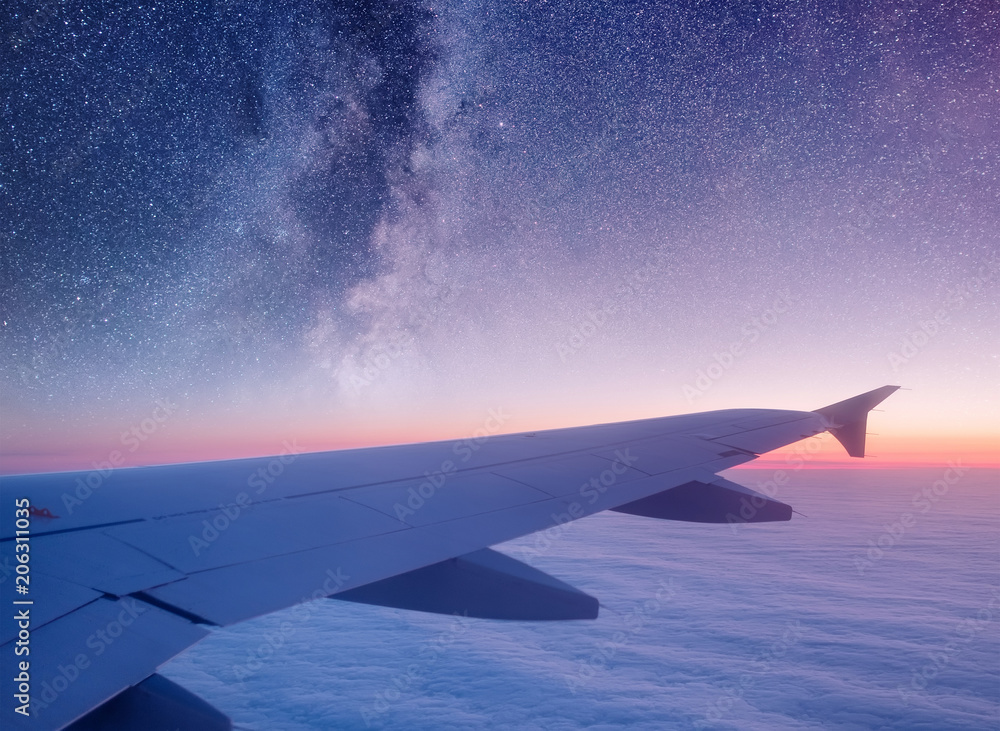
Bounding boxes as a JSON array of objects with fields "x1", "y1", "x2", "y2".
[{"x1": 0, "y1": 386, "x2": 899, "y2": 730}]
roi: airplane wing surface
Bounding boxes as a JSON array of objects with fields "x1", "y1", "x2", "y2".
[{"x1": 0, "y1": 386, "x2": 899, "y2": 729}]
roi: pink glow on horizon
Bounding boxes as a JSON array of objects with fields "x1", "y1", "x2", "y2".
[{"x1": 2, "y1": 412, "x2": 996, "y2": 476}]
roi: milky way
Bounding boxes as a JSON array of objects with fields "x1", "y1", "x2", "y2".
[{"x1": 1, "y1": 1, "x2": 997, "y2": 468}]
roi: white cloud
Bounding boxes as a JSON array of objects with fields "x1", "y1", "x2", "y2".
[{"x1": 162, "y1": 468, "x2": 1000, "y2": 730}]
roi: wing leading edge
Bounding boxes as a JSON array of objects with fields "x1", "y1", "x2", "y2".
[{"x1": 0, "y1": 386, "x2": 899, "y2": 729}]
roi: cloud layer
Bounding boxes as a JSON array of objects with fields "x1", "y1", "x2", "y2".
[{"x1": 162, "y1": 467, "x2": 1000, "y2": 729}]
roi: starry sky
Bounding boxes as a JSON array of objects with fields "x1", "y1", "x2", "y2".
[{"x1": 1, "y1": 0, "x2": 997, "y2": 473}]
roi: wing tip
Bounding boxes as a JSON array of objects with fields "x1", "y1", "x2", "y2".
[{"x1": 813, "y1": 385, "x2": 901, "y2": 458}]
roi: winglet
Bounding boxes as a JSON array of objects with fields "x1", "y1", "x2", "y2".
[{"x1": 813, "y1": 386, "x2": 900, "y2": 458}]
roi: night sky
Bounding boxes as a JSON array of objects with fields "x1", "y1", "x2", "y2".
[{"x1": 1, "y1": 0, "x2": 997, "y2": 472}]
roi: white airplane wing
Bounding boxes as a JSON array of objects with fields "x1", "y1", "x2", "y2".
[{"x1": 0, "y1": 386, "x2": 898, "y2": 729}]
